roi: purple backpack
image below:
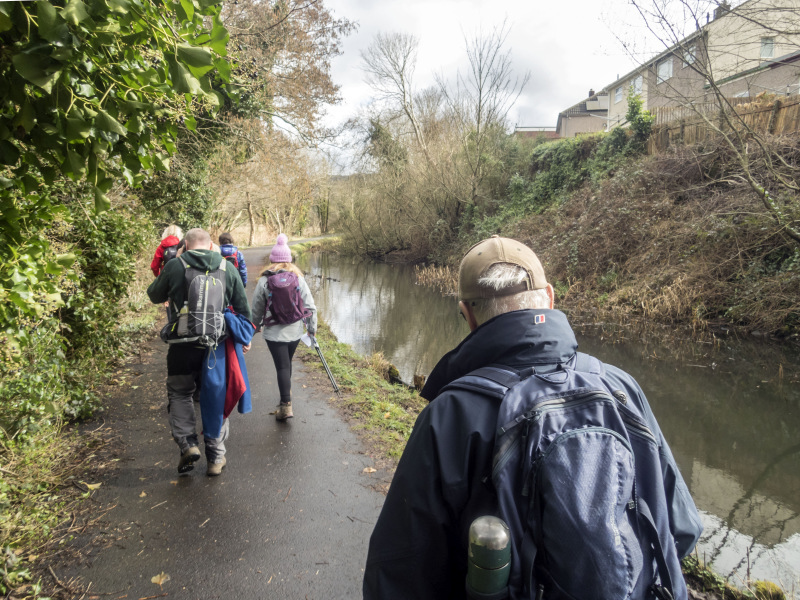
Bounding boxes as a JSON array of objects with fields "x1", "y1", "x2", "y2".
[{"x1": 263, "y1": 271, "x2": 311, "y2": 326}]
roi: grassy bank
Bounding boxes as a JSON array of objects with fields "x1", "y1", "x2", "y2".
[
  {"x1": 299, "y1": 320, "x2": 793, "y2": 600},
  {"x1": 297, "y1": 322, "x2": 424, "y2": 462}
]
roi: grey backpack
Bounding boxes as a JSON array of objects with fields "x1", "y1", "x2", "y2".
[{"x1": 165, "y1": 258, "x2": 227, "y2": 346}]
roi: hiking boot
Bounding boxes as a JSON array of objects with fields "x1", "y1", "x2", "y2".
[
  {"x1": 276, "y1": 402, "x2": 293, "y2": 421},
  {"x1": 207, "y1": 456, "x2": 226, "y2": 477},
  {"x1": 178, "y1": 446, "x2": 201, "y2": 474}
]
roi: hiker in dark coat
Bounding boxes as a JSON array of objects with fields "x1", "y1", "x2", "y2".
[
  {"x1": 363, "y1": 236, "x2": 703, "y2": 600},
  {"x1": 147, "y1": 228, "x2": 252, "y2": 477}
]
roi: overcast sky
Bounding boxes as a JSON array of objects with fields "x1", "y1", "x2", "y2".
[{"x1": 321, "y1": 0, "x2": 664, "y2": 133}]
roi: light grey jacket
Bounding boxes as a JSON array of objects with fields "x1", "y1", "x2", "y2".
[{"x1": 251, "y1": 270, "x2": 317, "y2": 343}]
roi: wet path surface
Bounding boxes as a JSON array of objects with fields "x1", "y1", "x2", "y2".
[{"x1": 59, "y1": 246, "x2": 382, "y2": 599}]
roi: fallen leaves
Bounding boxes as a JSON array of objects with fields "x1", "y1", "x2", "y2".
[
  {"x1": 151, "y1": 571, "x2": 171, "y2": 587},
  {"x1": 363, "y1": 467, "x2": 376, "y2": 474}
]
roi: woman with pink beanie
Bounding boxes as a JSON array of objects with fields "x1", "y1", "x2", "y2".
[{"x1": 251, "y1": 234, "x2": 318, "y2": 421}]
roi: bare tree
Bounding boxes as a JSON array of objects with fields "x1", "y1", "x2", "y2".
[
  {"x1": 437, "y1": 21, "x2": 530, "y2": 207},
  {"x1": 346, "y1": 25, "x2": 530, "y2": 259},
  {"x1": 361, "y1": 33, "x2": 432, "y2": 160},
  {"x1": 626, "y1": 0, "x2": 800, "y2": 243}
]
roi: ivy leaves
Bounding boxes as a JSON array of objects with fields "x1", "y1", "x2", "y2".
[
  {"x1": 0, "y1": 0, "x2": 234, "y2": 212},
  {"x1": 0, "y1": 0, "x2": 236, "y2": 344}
]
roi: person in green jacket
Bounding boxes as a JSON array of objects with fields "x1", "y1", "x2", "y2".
[{"x1": 147, "y1": 228, "x2": 252, "y2": 476}]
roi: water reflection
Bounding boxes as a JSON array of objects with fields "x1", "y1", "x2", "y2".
[{"x1": 299, "y1": 253, "x2": 800, "y2": 589}]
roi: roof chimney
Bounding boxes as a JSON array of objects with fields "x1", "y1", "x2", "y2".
[
  {"x1": 714, "y1": 1, "x2": 730, "y2": 19},
  {"x1": 588, "y1": 89, "x2": 595, "y2": 98}
]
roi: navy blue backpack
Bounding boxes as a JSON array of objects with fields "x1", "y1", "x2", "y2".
[{"x1": 443, "y1": 354, "x2": 686, "y2": 600}]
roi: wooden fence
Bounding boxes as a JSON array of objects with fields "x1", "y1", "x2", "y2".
[{"x1": 647, "y1": 95, "x2": 800, "y2": 153}]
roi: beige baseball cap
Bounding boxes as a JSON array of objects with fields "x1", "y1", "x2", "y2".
[{"x1": 459, "y1": 235, "x2": 548, "y2": 300}]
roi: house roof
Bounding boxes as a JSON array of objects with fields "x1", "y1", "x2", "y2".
[
  {"x1": 558, "y1": 93, "x2": 609, "y2": 117},
  {"x1": 556, "y1": 93, "x2": 609, "y2": 134},
  {"x1": 602, "y1": 28, "x2": 706, "y2": 92},
  {"x1": 600, "y1": 0, "x2": 770, "y2": 93}
]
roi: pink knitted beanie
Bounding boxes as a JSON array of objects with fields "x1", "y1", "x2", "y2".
[{"x1": 269, "y1": 233, "x2": 292, "y2": 263}]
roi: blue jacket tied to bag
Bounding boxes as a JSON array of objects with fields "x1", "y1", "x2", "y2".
[{"x1": 199, "y1": 309, "x2": 254, "y2": 439}]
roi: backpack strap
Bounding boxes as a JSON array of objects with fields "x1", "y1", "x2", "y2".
[
  {"x1": 440, "y1": 365, "x2": 526, "y2": 400},
  {"x1": 568, "y1": 351, "x2": 605, "y2": 375},
  {"x1": 637, "y1": 497, "x2": 678, "y2": 600}
]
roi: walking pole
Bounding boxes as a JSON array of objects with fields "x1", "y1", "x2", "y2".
[{"x1": 313, "y1": 336, "x2": 342, "y2": 399}]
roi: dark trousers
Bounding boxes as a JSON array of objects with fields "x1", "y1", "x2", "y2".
[
  {"x1": 166, "y1": 345, "x2": 227, "y2": 461},
  {"x1": 266, "y1": 339, "x2": 300, "y2": 404}
]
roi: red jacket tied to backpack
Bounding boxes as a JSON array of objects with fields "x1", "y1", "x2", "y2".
[{"x1": 150, "y1": 235, "x2": 181, "y2": 276}]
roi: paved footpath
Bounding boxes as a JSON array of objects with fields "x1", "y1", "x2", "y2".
[{"x1": 58, "y1": 246, "x2": 385, "y2": 599}]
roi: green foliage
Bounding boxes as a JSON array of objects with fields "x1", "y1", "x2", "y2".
[
  {"x1": 626, "y1": 92, "x2": 655, "y2": 144},
  {"x1": 139, "y1": 157, "x2": 215, "y2": 230},
  {"x1": 464, "y1": 131, "x2": 635, "y2": 241},
  {"x1": 61, "y1": 203, "x2": 148, "y2": 357},
  {"x1": 367, "y1": 119, "x2": 407, "y2": 171},
  {"x1": 0, "y1": 0, "x2": 234, "y2": 210},
  {"x1": 0, "y1": 202, "x2": 150, "y2": 439},
  {"x1": 527, "y1": 135, "x2": 603, "y2": 203},
  {"x1": 0, "y1": 189, "x2": 75, "y2": 360}
]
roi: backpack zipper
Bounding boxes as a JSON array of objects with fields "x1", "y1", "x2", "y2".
[
  {"x1": 493, "y1": 391, "x2": 614, "y2": 483},
  {"x1": 618, "y1": 411, "x2": 657, "y2": 444},
  {"x1": 201, "y1": 275, "x2": 210, "y2": 336}
]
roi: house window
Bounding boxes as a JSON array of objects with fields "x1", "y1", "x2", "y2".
[
  {"x1": 657, "y1": 58, "x2": 673, "y2": 84},
  {"x1": 631, "y1": 75, "x2": 643, "y2": 96},
  {"x1": 615, "y1": 86, "x2": 623, "y2": 103},
  {"x1": 761, "y1": 37, "x2": 775, "y2": 59},
  {"x1": 683, "y1": 44, "x2": 696, "y2": 67}
]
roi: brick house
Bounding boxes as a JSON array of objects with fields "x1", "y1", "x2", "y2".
[{"x1": 603, "y1": 0, "x2": 800, "y2": 128}]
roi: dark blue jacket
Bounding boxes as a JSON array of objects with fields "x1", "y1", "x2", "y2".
[{"x1": 363, "y1": 309, "x2": 702, "y2": 600}]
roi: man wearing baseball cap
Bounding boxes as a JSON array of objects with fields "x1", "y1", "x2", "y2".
[{"x1": 363, "y1": 236, "x2": 702, "y2": 599}]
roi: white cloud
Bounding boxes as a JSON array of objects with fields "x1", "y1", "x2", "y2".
[{"x1": 323, "y1": 0, "x2": 652, "y2": 132}]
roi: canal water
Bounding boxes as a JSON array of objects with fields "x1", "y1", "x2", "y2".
[{"x1": 298, "y1": 253, "x2": 800, "y2": 591}]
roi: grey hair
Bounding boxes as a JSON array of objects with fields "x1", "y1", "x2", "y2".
[
  {"x1": 470, "y1": 263, "x2": 550, "y2": 324},
  {"x1": 478, "y1": 263, "x2": 530, "y2": 290},
  {"x1": 184, "y1": 228, "x2": 211, "y2": 250},
  {"x1": 161, "y1": 224, "x2": 183, "y2": 240}
]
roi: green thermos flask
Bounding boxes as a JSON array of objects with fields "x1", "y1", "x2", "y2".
[{"x1": 466, "y1": 516, "x2": 511, "y2": 599}]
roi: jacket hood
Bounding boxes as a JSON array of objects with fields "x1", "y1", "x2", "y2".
[
  {"x1": 420, "y1": 309, "x2": 578, "y2": 400},
  {"x1": 160, "y1": 235, "x2": 180, "y2": 248},
  {"x1": 180, "y1": 248, "x2": 224, "y2": 271}
]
